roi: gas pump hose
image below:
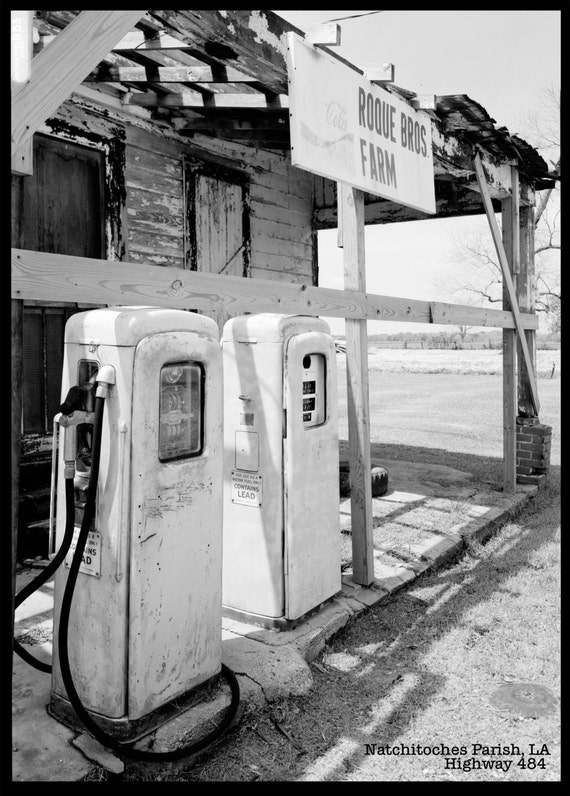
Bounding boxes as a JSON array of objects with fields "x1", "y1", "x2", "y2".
[
  {"x1": 13, "y1": 477, "x2": 77, "y2": 673},
  {"x1": 58, "y1": 392, "x2": 241, "y2": 762}
]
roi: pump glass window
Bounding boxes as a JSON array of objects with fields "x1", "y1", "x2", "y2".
[{"x1": 159, "y1": 363, "x2": 203, "y2": 461}]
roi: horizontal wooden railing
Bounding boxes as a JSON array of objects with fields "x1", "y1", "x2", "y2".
[{"x1": 11, "y1": 248, "x2": 538, "y2": 330}]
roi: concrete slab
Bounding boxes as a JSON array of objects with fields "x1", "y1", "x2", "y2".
[{"x1": 11, "y1": 461, "x2": 538, "y2": 782}]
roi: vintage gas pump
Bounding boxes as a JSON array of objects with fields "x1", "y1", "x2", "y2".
[
  {"x1": 49, "y1": 306, "x2": 227, "y2": 741},
  {"x1": 221, "y1": 313, "x2": 341, "y2": 628}
]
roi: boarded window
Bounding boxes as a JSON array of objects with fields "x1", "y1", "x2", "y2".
[
  {"x1": 186, "y1": 164, "x2": 250, "y2": 328},
  {"x1": 187, "y1": 165, "x2": 250, "y2": 277},
  {"x1": 12, "y1": 134, "x2": 105, "y2": 437}
]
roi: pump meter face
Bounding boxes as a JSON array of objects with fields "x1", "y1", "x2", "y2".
[
  {"x1": 159, "y1": 362, "x2": 204, "y2": 461},
  {"x1": 301, "y1": 353, "x2": 326, "y2": 427}
]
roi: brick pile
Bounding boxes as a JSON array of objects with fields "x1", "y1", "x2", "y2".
[{"x1": 516, "y1": 416, "x2": 552, "y2": 486}]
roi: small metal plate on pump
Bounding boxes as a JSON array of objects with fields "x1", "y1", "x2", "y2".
[
  {"x1": 231, "y1": 470, "x2": 262, "y2": 507},
  {"x1": 65, "y1": 529, "x2": 101, "y2": 577}
]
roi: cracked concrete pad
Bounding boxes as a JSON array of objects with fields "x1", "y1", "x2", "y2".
[
  {"x1": 222, "y1": 634, "x2": 313, "y2": 701},
  {"x1": 71, "y1": 733, "x2": 124, "y2": 775},
  {"x1": 12, "y1": 658, "x2": 93, "y2": 782}
]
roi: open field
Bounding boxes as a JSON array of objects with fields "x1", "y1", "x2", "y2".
[
  {"x1": 356, "y1": 347, "x2": 560, "y2": 378},
  {"x1": 336, "y1": 351, "x2": 561, "y2": 476}
]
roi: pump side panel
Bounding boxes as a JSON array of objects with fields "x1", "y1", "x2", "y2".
[
  {"x1": 129, "y1": 331, "x2": 222, "y2": 719},
  {"x1": 222, "y1": 341, "x2": 284, "y2": 617},
  {"x1": 52, "y1": 342, "x2": 134, "y2": 718},
  {"x1": 284, "y1": 333, "x2": 341, "y2": 619}
]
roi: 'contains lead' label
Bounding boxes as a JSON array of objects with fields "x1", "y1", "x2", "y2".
[
  {"x1": 231, "y1": 470, "x2": 262, "y2": 507},
  {"x1": 65, "y1": 530, "x2": 101, "y2": 577}
]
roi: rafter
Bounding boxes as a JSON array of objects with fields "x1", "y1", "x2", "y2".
[
  {"x1": 85, "y1": 63, "x2": 261, "y2": 84},
  {"x1": 125, "y1": 91, "x2": 289, "y2": 110}
]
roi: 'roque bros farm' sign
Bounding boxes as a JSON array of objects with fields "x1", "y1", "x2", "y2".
[{"x1": 286, "y1": 33, "x2": 436, "y2": 215}]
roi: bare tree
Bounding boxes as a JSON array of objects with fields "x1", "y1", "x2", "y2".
[{"x1": 442, "y1": 87, "x2": 560, "y2": 333}]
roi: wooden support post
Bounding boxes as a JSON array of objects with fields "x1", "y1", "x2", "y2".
[
  {"x1": 517, "y1": 187, "x2": 537, "y2": 416},
  {"x1": 501, "y1": 167, "x2": 519, "y2": 493},
  {"x1": 473, "y1": 152, "x2": 540, "y2": 415},
  {"x1": 11, "y1": 300, "x2": 23, "y2": 670},
  {"x1": 11, "y1": 10, "x2": 34, "y2": 175},
  {"x1": 339, "y1": 182, "x2": 374, "y2": 586}
]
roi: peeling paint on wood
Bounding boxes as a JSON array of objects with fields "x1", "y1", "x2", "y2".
[{"x1": 247, "y1": 10, "x2": 287, "y2": 59}]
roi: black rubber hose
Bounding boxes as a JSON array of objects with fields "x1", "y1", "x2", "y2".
[
  {"x1": 58, "y1": 393, "x2": 240, "y2": 761},
  {"x1": 13, "y1": 476, "x2": 77, "y2": 673}
]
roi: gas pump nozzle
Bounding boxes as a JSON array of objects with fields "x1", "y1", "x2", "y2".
[
  {"x1": 57, "y1": 366, "x2": 116, "y2": 479},
  {"x1": 57, "y1": 411, "x2": 96, "y2": 479}
]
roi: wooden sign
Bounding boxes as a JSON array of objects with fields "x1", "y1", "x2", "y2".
[{"x1": 286, "y1": 32, "x2": 436, "y2": 215}]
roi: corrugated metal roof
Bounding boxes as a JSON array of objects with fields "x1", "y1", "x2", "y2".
[{"x1": 434, "y1": 94, "x2": 553, "y2": 189}]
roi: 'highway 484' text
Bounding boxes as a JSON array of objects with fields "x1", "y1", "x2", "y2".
[{"x1": 364, "y1": 743, "x2": 551, "y2": 773}]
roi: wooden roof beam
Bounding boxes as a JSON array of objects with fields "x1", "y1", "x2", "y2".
[
  {"x1": 85, "y1": 63, "x2": 261, "y2": 84},
  {"x1": 11, "y1": 10, "x2": 146, "y2": 155},
  {"x1": 125, "y1": 91, "x2": 289, "y2": 110}
]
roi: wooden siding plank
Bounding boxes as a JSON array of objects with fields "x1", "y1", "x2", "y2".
[
  {"x1": 249, "y1": 217, "x2": 314, "y2": 246},
  {"x1": 249, "y1": 251, "x2": 313, "y2": 276},
  {"x1": 126, "y1": 146, "x2": 181, "y2": 178},
  {"x1": 127, "y1": 230, "x2": 184, "y2": 259},
  {"x1": 127, "y1": 251, "x2": 186, "y2": 268},
  {"x1": 249, "y1": 183, "x2": 312, "y2": 213},
  {"x1": 126, "y1": 165, "x2": 182, "y2": 196},
  {"x1": 250, "y1": 203, "x2": 311, "y2": 227},
  {"x1": 126, "y1": 121, "x2": 295, "y2": 183},
  {"x1": 127, "y1": 186, "x2": 183, "y2": 217},
  {"x1": 12, "y1": 10, "x2": 146, "y2": 154},
  {"x1": 126, "y1": 210, "x2": 184, "y2": 238},
  {"x1": 253, "y1": 235, "x2": 313, "y2": 261},
  {"x1": 12, "y1": 249, "x2": 541, "y2": 329}
]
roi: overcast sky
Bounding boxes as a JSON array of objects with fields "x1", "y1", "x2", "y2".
[{"x1": 273, "y1": 10, "x2": 561, "y2": 334}]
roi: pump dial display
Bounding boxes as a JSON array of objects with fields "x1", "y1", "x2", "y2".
[
  {"x1": 301, "y1": 354, "x2": 326, "y2": 427},
  {"x1": 159, "y1": 362, "x2": 203, "y2": 461}
]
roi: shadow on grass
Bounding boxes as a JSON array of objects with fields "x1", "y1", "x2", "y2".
[
  {"x1": 179, "y1": 452, "x2": 560, "y2": 783},
  {"x1": 358, "y1": 441, "x2": 508, "y2": 485},
  {"x1": 279, "y1": 461, "x2": 560, "y2": 782},
  {"x1": 119, "y1": 448, "x2": 559, "y2": 783}
]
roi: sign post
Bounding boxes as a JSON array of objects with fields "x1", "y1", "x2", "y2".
[{"x1": 286, "y1": 33, "x2": 436, "y2": 586}]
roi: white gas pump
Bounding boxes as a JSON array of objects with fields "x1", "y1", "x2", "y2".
[
  {"x1": 221, "y1": 314, "x2": 341, "y2": 628},
  {"x1": 50, "y1": 306, "x2": 225, "y2": 740}
]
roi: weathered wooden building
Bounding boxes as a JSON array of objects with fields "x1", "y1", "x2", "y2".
[{"x1": 12, "y1": 11, "x2": 554, "y2": 582}]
